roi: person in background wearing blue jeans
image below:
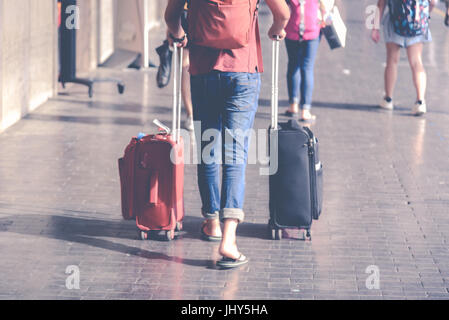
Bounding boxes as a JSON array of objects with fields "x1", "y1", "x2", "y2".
[
  {"x1": 165, "y1": 0, "x2": 290, "y2": 268},
  {"x1": 284, "y1": 0, "x2": 333, "y2": 122}
]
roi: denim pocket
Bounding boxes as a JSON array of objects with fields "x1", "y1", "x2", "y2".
[
  {"x1": 232, "y1": 73, "x2": 260, "y2": 88},
  {"x1": 228, "y1": 73, "x2": 260, "y2": 111}
]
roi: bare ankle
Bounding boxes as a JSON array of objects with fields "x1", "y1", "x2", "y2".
[{"x1": 219, "y1": 243, "x2": 239, "y2": 259}]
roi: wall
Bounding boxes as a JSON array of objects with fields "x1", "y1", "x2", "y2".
[
  {"x1": 76, "y1": 0, "x2": 99, "y2": 73},
  {"x1": 0, "y1": 0, "x2": 164, "y2": 133},
  {"x1": 76, "y1": 0, "x2": 115, "y2": 74},
  {"x1": 0, "y1": 0, "x2": 58, "y2": 133},
  {"x1": 115, "y1": 0, "x2": 166, "y2": 66}
]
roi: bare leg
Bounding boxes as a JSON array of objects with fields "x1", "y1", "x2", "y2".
[
  {"x1": 181, "y1": 48, "x2": 193, "y2": 117},
  {"x1": 203, "y1": 218, "x2": 222, "y2": 238},
  {"x1": 219, "y1": 219, "x2": 241, "y2": 259},
  {"x1": 287, "y1": 103, "x2": 299, "y2": 113},
  {"x1": 406, "y1": 43, "x2": 426, "y2": 102},
  {"x1": 385, "y1": 42, "x2": 401, "y2": 99},
  {"x1": 301, "y1": 110, "x2": 316, "y2": 121}
]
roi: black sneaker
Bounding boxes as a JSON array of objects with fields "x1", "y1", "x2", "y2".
[{"x1": 156, "y1": 40, "x2": 172, "y2": 88}]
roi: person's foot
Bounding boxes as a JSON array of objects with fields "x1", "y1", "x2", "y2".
[
  {"x1": 445, "y1": 12, "x2": 449, "y2": 27},
  {"x1": 217, "y1": 242, "x2": 248, "y2": 269},
  {"x1": 184, "y1": 115, "x2": 194, "y2": 131},
  {"x1": 156, "y1": 40, "x2": 172, "y2": 88},
  {"x1": 285, "y1": 103, "x2": 299, "y2": 117},
  {"x1": 300, "y1": 109, "x2": 316, "y2": 122},
  {"x1": 200, "y1": 219, "x2": 222, "y2": 242},
  {"x1": 285, "y1": 110, "x2": 299, "y2": 118},
  {"x1": 412, "y1": 100, "x2": 427, "y2": 116},
  {"x1": 216, "y1": 254, "x2": 248, "y2": 269},
  {"x1": 380, "y1": 96, "x2": 394, "y2": 110}
]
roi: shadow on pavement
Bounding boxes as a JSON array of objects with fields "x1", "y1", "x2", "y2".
[
  {"x1": 257, "y1": 98, "x2": 381, "y2": 113},
  {"x1": 310, "y1": 101, "x2": 381, "y2": 112},
  {"x1": 52, "y1": 97, "x2": 173, "y2": 115},
  {"x1": 0, "y1": 214, "x2": 212, "y2": 268},
  {"x1": 24, "y1": 113, "x2": 147, "y2": 127}
]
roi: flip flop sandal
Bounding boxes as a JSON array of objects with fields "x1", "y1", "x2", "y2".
[
  {"x1": 200, "y1": 221, "x2": 222, "y2": 242},
  {"x1": 216, "y1": 254, "x2": 249, "y2": 269},
  {"x1": 285, "y1": 110, "x2": 299, "y2": 118}
]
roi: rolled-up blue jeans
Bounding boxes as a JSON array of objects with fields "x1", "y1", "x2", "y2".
[
  {"x1": 190, "y1": 71, "x2": 261, "y2": 223},
  {"x1": 285, "y1": 37, "x2": 320, "y2": 110}
]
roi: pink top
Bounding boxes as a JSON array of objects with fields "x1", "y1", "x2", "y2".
[{"x1": 285, "y1": 0, "x2": 321, "y2": 41}]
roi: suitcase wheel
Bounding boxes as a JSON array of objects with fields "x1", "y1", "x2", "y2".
[
  {"x1": 139, "y1": 230, "x2": 149, "y2": 240},
  {"x1": 165, "y1": 230, "x2": 175, "y2": 241},
  {"x1": 270, "y1": 227, "x2": 282, "y2": 240},
  {"x1": 118, "y1": 83, "x2": 125, "y2": 95},
  {"x1": 276, "y1": 229, "x2": 282, "y2": 240},
  {"x1": 301, "y1": 229, "x2": 312, "y2": 241},
  {"x1": 175, "y1": 221, "x2": 183, "y2": 232},
  {"x1": 270, "y1": 228, "x2": 276, "y2": 240}
]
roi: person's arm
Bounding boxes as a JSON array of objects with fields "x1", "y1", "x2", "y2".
[
  {"x1": 371, "y1": 0, "x2": 386, "y2": 43},
  {"x1": 265, "y1": 0, "x2": 291, "y2": 40},
  {"x1": 429, "y1": 0, "x2": 437, "y2": 12},
  {"x1": 319, "y1": 0, "x2": 335, "y2": 25},
  {"x1": 165, "y1": 0, "x2": 188, "y2": 47},
  {"x1": 320, "y1": 0, "x2": 335, "y2": 13}
]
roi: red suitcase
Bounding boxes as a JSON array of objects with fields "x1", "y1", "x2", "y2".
[{"x1": 118, "y1": 46, "x2": 185, "y2": 241}]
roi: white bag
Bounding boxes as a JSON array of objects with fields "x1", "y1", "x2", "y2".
[{"x1": 322, "y1": 6, "x2": 347, "y2": 50}]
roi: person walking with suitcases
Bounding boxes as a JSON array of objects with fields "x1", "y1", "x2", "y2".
[
  {"x1": 165, "y1": 0, "x2": 290, "y2": 268},
  {"x1": 284, "y1": 0, "x2": 334, "y2": 122},
  {"x1": 371, "y1": 0, "x2": 437, "y2": 116}
]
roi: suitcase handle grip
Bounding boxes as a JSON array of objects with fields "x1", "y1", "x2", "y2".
[{"x1": 149, "y1": 171, "x2": 159, "y2": 205}]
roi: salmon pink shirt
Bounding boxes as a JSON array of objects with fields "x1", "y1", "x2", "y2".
[{"x1": 188, "y1": 0, "x2": 263, "y2": 76}]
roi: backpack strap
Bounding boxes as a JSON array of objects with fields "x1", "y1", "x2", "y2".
[
  {"x1": 415, "y1": 1, "x2": 421, "y2": 23},
  {"x1": 299, "y1": 0, "x2": 306, "y2": 40}
]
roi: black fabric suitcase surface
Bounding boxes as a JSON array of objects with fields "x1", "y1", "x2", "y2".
[
  {"x1": 268, "y1": 121, "x2": 323, "y2": 240},
  {"x1": 267, "y1": 40, "x2": 323, "y2": 241}
]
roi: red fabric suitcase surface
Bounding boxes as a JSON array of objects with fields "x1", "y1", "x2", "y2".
[{"x1": 119, "y1": 134, "x2": 184, "y2": 240}]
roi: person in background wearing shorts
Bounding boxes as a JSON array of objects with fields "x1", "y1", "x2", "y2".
[{"x1": 371, "y1": 0, "x2": 437, "y2": 116}]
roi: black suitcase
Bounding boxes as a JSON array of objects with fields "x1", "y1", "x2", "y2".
[{"x1": 267, "y1": 40, "x2": 323, "y2": 241}]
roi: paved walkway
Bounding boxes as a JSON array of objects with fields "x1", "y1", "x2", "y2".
[{"x1": 1, "y1": 0, "x2": 449, "y2": 300}]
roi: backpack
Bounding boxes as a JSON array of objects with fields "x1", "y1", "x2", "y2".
[
  {"x1": 388, "y1": 0, "x2": 430, "y2": 37},
  {"x1": 187, "y1": 0, "x2": 259, "y2": 49}
]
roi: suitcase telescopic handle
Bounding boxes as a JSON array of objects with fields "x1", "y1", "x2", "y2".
[
  {"x1": 271, "y1": 38, "x2": 280, "y2": 131},
  {"x1": 172, "y1": 44, "x2": 183, "y2": 143}
]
